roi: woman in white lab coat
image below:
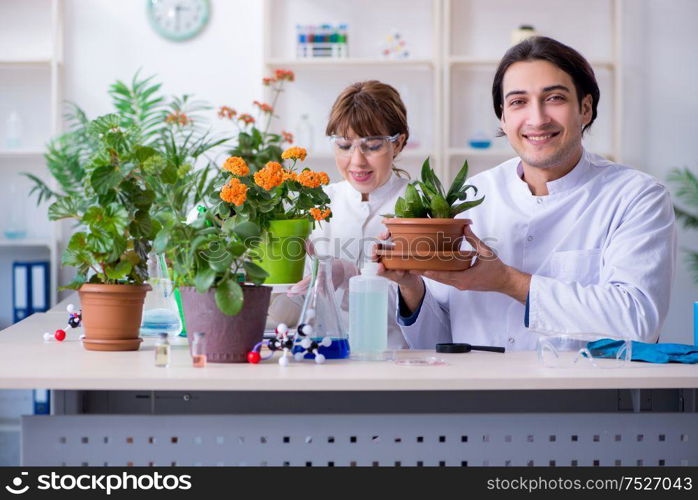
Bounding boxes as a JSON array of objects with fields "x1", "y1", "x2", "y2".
[{"x1": 284, "y1": 80, "x2": 411, "y2": 349}]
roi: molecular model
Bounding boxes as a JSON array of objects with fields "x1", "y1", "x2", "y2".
[
  {"x1": 43, "y1": 304, "x2": 82, "y2": 342},
  {"x1": 380, "y1": 30, "x2": 410, "y2": 59},
  {"x1": 247, "y1": 320, "x2": 332, "y2": 366}
]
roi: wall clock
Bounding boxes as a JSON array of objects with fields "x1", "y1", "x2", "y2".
[{"x1": 147, "y1": 0, "x2": 210, "y2": 41}]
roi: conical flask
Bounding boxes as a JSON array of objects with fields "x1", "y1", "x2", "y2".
[
  {"x1": 295, "y1": 256, "x2": 349, "y2": 359},
  {"x1": 140, "y1": 253, "x2": 183, "y2": 337}
]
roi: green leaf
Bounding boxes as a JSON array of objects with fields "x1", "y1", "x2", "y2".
[
  {"x1": 152, "y1": 228, "x2": 171, "y2": 253},
  {"x1": 161, "y1": 163, "x2": 179, "y2": 184},
  {"x1": 446, "y1": 159, "x2": 470, "y2": 204},
  {"x1": 450, "y1": 196, "x2": 485, "y2": 216},
  {"x1": 243, "y1": 261, "x2": 269, "y2": 284},
  {"x1": 91, "y1": 165, "x2": 123, "y2": 194},
  {"x1": 48, "y1": 197, "x2": 79, "y2": 220},
  {"x1": 208, "y1": 248, "x2": 234, "y2": 273},
  {"x1": 394, "y1": 197, "x2": 408, "y2": 218},
  {"x1": 215, "y1": 279, "x2": 244, "y2": 316},
  {"x1": 87, "y1": 231, "x2": 112, "y2": 254},
  {"x1": 194, "y1": 267, "x2": 217, "y2": 293},
  {"x1": 105, "y1": 260, "x2": 133, "y2": 280},
  {"x1": 430, "y1": 195, "x2": 451, "y2": 219},
  {"x1": 404, "y1": 184, "x2": 427, "y2": 218},
  {"x1": 233, "y1": 221, "x2": 261, "y2": 241}
]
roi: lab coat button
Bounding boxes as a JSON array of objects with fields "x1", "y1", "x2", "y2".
[
  {"x1": 508, "y1": 337, "x2": 515, "y2": 344},
  {"x1": 536, "y1": 198, "x2": 543, "y2": 205},
  {"x1": 527, "y1": 235, "x2": 534, "y2": 242}
]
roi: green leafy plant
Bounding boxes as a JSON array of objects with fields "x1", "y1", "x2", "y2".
[
  {"x1": 154, "y1": 205, "x2": 268, "y2": 315},
  {"x1": 26, "y1": 72, "x2": 224, "y2": 220},
  {"x1": 48, "y1": 114, "x2": 164, "y2": 289},
  {"x1": 389, "y1": 158, "x2": 484, "y2": 218},
  {"x1": 668, "y1": 167, "x2": 698, "y2": 283}
]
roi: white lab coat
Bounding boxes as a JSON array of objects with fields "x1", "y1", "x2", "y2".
[
  {"x1": 399, "y1": 150, "x2": 677, "y2": 350},
  {"x1": 310, "y1": 173, "x2": 410, "y2": 349}
]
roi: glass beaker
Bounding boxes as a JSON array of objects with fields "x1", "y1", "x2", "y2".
[
  {"x1": 140, "y1": 253, "x2": 183, "y2": 337},
  {"x1": 294, "y1": 256, "x2": 350, "y2": 359}
]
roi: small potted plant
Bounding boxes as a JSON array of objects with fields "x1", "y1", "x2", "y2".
[
  {"x1": 45, "y1": 113, "x2": 166, "y2": 351},
  {"x1": 216, "y1": 70, "x2": 332, "y2": 283},
  {"x1": 380, "y1": 158, "x2": 484, "y2": 270},
  {"x1": 154, "y1": 193, "x2": 272, "y2": 363}
]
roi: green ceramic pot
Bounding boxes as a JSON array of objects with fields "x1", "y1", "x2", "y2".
[{"x1": 257, "y1": 219, "x2": 311, "y2": 284}]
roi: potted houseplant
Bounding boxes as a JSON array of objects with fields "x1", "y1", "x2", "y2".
[
  {"x1": 380, "y1": 158, "x2": 484, "y2": 271},
  {"x1": 668, "y1": 167, "x2": 698, "y2": 284},
  {"x1": 27, "y1": 72, "x2": 227, "y2": 339},
  {"x1": 215, "y1": 70, "x2": 332, "y2": 283},
  {"x1": 154, "y1": 193, "x2": 271, "y2": 363},
  {"x1": 44, "y1": 113, "x2": 168, "y2": 351}
]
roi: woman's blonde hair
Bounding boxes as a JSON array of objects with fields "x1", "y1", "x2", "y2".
[{"x1": 325, "y1": 80, "x2": 410, "y2": 178}]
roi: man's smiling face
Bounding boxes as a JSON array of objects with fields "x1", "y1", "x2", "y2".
[{"x1": 499, "y1": 59, "x2": 592, "y2": 171}]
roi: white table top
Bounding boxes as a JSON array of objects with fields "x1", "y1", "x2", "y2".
[{"x1": 1, "y1": 312, "x2": 697, "y2": 391}]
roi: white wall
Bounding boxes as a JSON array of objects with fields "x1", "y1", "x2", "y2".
[{"x1": 59, "y1": 0, "x2": 698, "y2": 343}]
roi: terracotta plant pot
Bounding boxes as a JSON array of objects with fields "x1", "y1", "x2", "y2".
[
  {"x1": 382, "y1": 218, "x2": 469, "y2": 253},
  {"x1": 377, "y1": 248, "x2": 477, "y2": 271},
  {"x1": 78, "y1": 283, "x2": 151, "y2": 352},
  {"x1": 180, "y1": 285, "x2": 272, "y2": 363}
]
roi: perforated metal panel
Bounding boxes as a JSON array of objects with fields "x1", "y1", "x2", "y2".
[{"x1": 22, "y1": 413, "x2": 698, "y2": 467}]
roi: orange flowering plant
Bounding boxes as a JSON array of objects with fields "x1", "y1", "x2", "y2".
[
  {"x1": 217, "y1": 147, "x2": 332, "y2": 230},
  {"x1": 213, "y1": 70, "x2": 332, "y2": 230}
]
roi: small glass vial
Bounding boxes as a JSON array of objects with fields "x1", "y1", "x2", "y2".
[
  {"x1": 154, "y1": 333, "x2": 170, "y2": 367},
  {"x1": 191, "y1": 331, "x2": 207, "y2": 368}
]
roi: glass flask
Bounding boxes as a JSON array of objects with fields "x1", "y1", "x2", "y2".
[
  {"x1": 295, "y1": 256, "x2": 350, "y2": 359},
  {"x1": 140, "y1": 253, "x2": 183, "y2": 337}
]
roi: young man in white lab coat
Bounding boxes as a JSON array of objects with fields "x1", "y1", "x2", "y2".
[{"x1": 378, "y1": 37, "x2": 677, "y2": 350}]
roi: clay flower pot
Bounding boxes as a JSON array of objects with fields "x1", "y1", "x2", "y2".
[
  {"x1": 180, "y1": 285, "x2": 272, "y2": 363},
  {"x1": 78, "y1": 283, "x2": 152, "y2": 352},
  {"x1": 380, "y1": 218, "x2": 472, "y2": 271},
  {"x1": 382, "y1": 218, "x2": 469, "y2": 252}
]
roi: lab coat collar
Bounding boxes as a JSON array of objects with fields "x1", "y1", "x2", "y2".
[
  {"x1": 514, "y1": 148, "x2": 593, "y2": 196},
  {"x1": 343, "y1": 171, "x2": 404, "y2": 204}
]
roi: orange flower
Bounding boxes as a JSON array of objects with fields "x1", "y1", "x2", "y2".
[
  {"x1": 217, "y1": 106, "x2": 237, "y2": 120},
  {"x1": 238, "y1": 113, "x2": 255, "y2": 125},
  {"x1": 297, "y1": 169, "x2": 328, "y2": 189},
  {"x1": 281, "y1": 147, "x2": 307, "y2": 161},
  {"x1": 220, "y1": 177, "x2": 248, "y2": 206},
  {"x1": 254, "y1": 161, "x2": 284, "y2": 190},
  {"x1": 282, "y1": 169, "x2": 297, "y2": 182},
  {"x1": 253, "y1": 101, "x2": 274, "y2": 114},
  {"x1": 281, "y1": 130, "x2": 294, "y2": 144},
  {"x1": 165, "y1": 111, "x2": 190, "y2": 126},
  {"x1": 262, "y1": 77, "x2": 276, "y2": 86},
  {"x1": 309, "y1": 208, "x2": 331, "y2": 221},
  {"x1": 223, "y1": 156, "x2": 249, "y2": 176},
  {"x1": 274, "y1": 69, "x2": 295, "y2": 82}
]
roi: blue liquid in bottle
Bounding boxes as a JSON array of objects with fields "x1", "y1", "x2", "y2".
[{"x1": 294, "y1": 337, "x2": 350, "y2": 359}]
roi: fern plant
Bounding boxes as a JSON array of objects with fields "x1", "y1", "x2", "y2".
[
  {"x1": 668, "y1": 167, "x2": 698, "y2": 283},
  {"x1": 25, "y1": 71, "x2": 225, "y2": 220}
]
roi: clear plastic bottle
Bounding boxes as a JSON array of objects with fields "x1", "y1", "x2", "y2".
[
  {"x1": 191, "y1": 331, "x2": 207, "y2": 368},
  {"x1": 295, "y1": 113, "x2": 314, "y2": 153},
  {"x1": 349, "y1": 262, "x2": 389, "y2": 361},
  {"x1": 154, "y1": 333, "x2": 170, "y2": 367},
  {"x1": 5, "y1": 111, "x2": 22, "y2": 149}
]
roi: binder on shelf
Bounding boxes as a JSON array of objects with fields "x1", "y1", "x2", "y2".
[
  {"x1": 12, "y1": 261, "x2": 50, "y2": 323},
  {"x1": 32, "y1": 389, "x2": 50, "y2": 415}
]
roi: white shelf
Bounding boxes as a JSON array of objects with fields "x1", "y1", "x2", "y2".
[
  {"x1": 0, "y1": 418, "x2": 21, "y2": 433},
  {"x1": 266, "y1": 58, "x2": 434, "y2": 68},
  {"x1": 0, "y1": 239, "x2": 52, "y2": 249},
  {"x1": 0, "y1": 149, "x2": 45, "y2": 159},
  {"x1": 0, "y1": 59, "x2": 54, "y2": 68}
]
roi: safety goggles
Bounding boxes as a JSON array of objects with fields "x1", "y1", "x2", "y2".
[{"x1": 329, "y1": 133, "x2": 400, "y2": 158}]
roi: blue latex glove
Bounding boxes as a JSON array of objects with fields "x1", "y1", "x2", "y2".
[{"x1": 587, "y1": 339, "x2": 698, "y2": 364}]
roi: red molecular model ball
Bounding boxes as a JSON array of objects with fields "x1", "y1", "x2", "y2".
[
  {"x1": 54, "y1": 329, "x2": 66, "y2": 342},
  {"x1": 247, "y1": 351, "x2": 261, "y2": 364}
]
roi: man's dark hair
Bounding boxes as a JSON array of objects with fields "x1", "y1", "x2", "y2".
[{"x1": 492, "y1": 36, "x2": 600, "y2": 134}]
